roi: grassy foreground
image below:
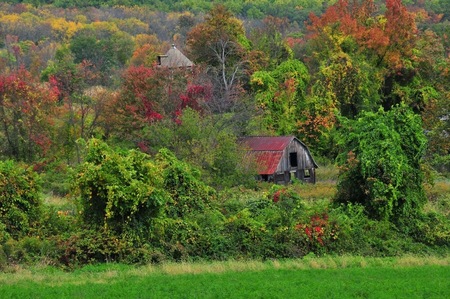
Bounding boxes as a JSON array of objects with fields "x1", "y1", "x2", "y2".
[{"x1": 0, "y1": 255, "x2": 449, "y2": 298}]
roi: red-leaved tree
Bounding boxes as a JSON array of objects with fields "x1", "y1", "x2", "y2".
[{"x1": 0, "y1": 67, "x2": 59, "y2": 161}]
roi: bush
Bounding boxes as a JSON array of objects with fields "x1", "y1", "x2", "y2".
[
  {"x1": 56, "y1": 229, "x2": 131, "y2": 268},
  {"x1": 33, "y1": 205, "x2": 78, "y2": 238},
  {"x1": 408, "y1": 212, "x2": 450, "y2": 247},
  {"x1": 0, "y1": 245, "x2": 6, "y2": 270},
  {"x1": 0, "y1": 236, "x2": 56, "y2": 265},
  {"x1": 223, "y1": 208, "x2": 268, "y2": 258},
  {"x1": 38, "y1": 160, "x2": 74, "y2": 196},
  {"x1": 73, "y1": 139, "x2": 169, "y2": 237},
  {"x1": 157, "y1": 148, "x2": 215, "y2": 218},
  {"x1": 0, "y1": 160, "x2": 42, "y2": 239},
  {"x1": 327, "y1": 204, "x2": 436, "y2": 256}
]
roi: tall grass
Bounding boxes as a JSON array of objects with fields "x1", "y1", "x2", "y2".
[
  {"x1": 1, "y1": 255, "x2": 448, "y2": 283},
  {"x1": 0, "y1": 256, "x2": 448, "y2": 298}
]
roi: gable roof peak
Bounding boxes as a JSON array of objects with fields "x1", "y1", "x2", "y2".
[{"x1": 157, "y1": 44, "x2": 193, "y2": 68}]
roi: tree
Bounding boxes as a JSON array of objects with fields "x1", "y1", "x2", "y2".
[
  {"x1": 251, "y1": 59, "x2": 310, "y2": 135},
  {"x1": 302, "y1": 0, "x2": 437, "y2": 157},
  {"x1": 309, "y1": 0, "x2": 422, "y2": 108},
  {"x1": 186, "y1": 5, "x2": 251, "y2": 113},
  {"x1": 42, "y1": 46, "x2": 106, "y2": 164},
  {"x1": 335, "y1": 105, "x2": 427, "y2": 223},
  {"x1": 129, "y1": 34, "x2": 168, "y2": 67},
  {"x1": 0, "y1": 67, "x2": 58, "y2": 162},
  {"x1": 142, "y1": 108, "x2": 256, "y2": 188},
  {"x1": 107, "y1": 65, "x2": 198, "y2": 141},
  {"x1": 69, "y1": 24, "x2": 134, "y2": 86},
  {"x1": 248, "y1": 16, "x2": 293, "y2": 70}
]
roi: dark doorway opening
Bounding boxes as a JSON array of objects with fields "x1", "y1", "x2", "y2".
[{"x1": 289, "y1": 152, "x2": 298, "y2": 167}]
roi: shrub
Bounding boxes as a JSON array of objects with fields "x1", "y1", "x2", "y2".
[
  {"x1": 0, "y1": 160, "x2": 42, "y2": 239},
  {"x1": 73, "y1": 139, "x2": 169, "y2": 237},
  {"x1": 157, "y1": 148, "x2": 215, "y2": 218},
  {"x1": 0, "y1": 245, "x2": 6, "y2": 270},
  {"x1": 0, "y1": 236, "x2": 60, "y2": 266},
  {"x1": 223, "y1": 208, "x2": 268, "y2": 258},
  {"x1": 38, "y1": 160, "x2": 74, "y2": 196},
  {"x1": 33, "y1": 205, "x2": 78, "y2": 238},
  {"x1": 408, "y1": 212, "x2": 450, "y2": 246},
  {"x1": 294, "y1": 211, "x2": 339, "y2": 255},
  {"x1": 149, "y1": 217, "x2": 201, "y2": 261},
  {"x1": 56, "y1": 229, "x2": 131, "y2": 268},
  {"x1": 327, "y1": 204, "x2": 434, "y2": 256}
]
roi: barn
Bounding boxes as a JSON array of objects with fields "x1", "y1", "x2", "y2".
[
  {"x1": 240, "y1": 136, "x2": 318, "y2": 184},
  {"x1": 157, "y1": 44, "x2": 194, "y2": 68}
]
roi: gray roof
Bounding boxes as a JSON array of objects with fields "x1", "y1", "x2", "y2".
[{"x1": 158, "y1": 44, "x2": 193, "y2": 68}]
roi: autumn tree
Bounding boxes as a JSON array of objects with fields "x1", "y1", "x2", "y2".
[
  {"x1": 42, "y1": 46, "x2": 107, "y2": 164},
  {"x1": 186, "y1": 5, "x2": 251, "y2": 114},
  {"x1": 105, "y1": 64, "x2": 211, "y2": 145},
  {"x1": 129, "y1": 34, "x2": 168, "y2": 67},
  {"x1": 306, "y1": 0, "x2": 421, "y2": 112},
  {"x1": 0, "y1": 67, "x2": 58, "y2": 162},
  {"x1": 302, "y1": 0, "x2": 443, "y2": 157}
]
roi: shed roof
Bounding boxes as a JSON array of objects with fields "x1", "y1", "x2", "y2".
[
  {"x1": 252, "y1": 151, "x2": 283, "y2": 175},
  {"x1": 158, "y1": 44, "x2": 193, "y2": 68},
  {"x1": 240, "y1": 136, "x2": 295, "y2": 151},
  {"x1": 240, "y1": 136, "x2": 318, "y2": 175}
]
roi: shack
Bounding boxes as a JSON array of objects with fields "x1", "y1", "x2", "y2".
[
  {"x1": 240, "y1": 136, "x2": 318, "y2": 184},
  {"x1": 157, "y1": 44, "x2": 194, "y2": 68}
]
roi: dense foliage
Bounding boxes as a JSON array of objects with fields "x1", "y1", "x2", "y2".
[
  {"x1": 74, "y1": 139, "x2": 168, "y2": 236},
  {"x1": 335, "y1": 105, "x2": 427, "y2": 222},
  {"x1": 0, "y1": 161, "x2": 42, "y2": 240}
]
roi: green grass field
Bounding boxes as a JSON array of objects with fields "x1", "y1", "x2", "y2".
[{"x1": 1, "y1": 256, "x2": 448, "y2": 298}]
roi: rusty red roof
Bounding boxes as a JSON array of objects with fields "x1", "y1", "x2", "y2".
[
  {"x1": 252, "y1": 151, "x2": 283, "y2": 174},
  {"x1": 240, "y1": 136, "x2": 318, "y2": 175},
  {"x1": 240, "y1": 136, "x2": 294, "y2": 151},
  {"x1": 240, "y1": 136, "x2": 295, "y2": 175}
]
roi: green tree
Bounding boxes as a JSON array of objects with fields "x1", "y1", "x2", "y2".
[
  {"x1": 69, "y1": 25, "x2": 134, "y2": 86},
  {"x1": 251, "y1": 59, "x2": 310, "y2": 135},
  {"x1": 335, "y1": 105, "x2": 427, "y2": 223},
  {"x1": 143, "y1": 108, "x2": 256, "y2": 188}
]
